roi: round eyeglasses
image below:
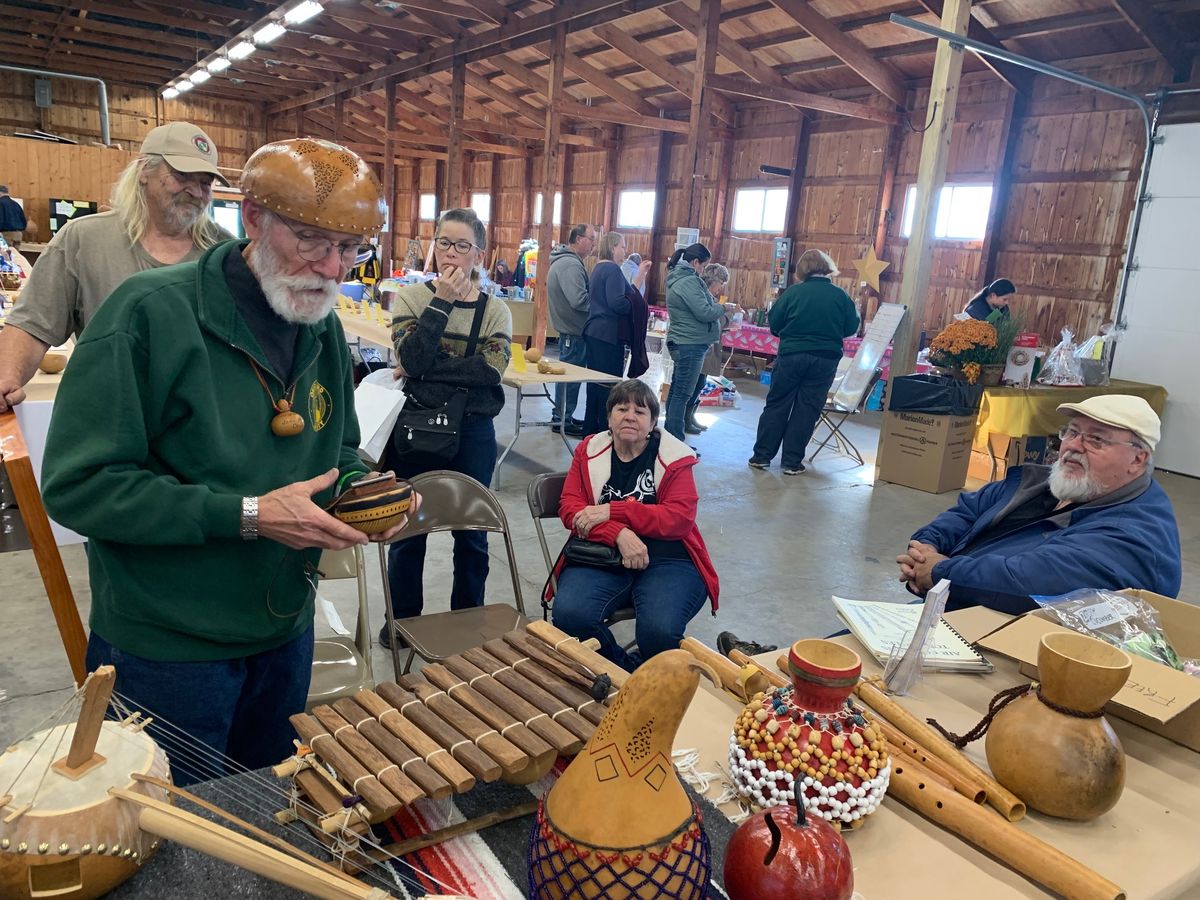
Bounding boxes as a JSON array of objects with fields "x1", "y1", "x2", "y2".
[
  {"x1": 434, "y1": 237, "x2": 478, "y2": 254},
  {"x1": 1058, "y1": 425, "x2": 1142, "y2": 453},
  {"x1": 279, "y1": 217, "x2": 363, "y2": 265}
]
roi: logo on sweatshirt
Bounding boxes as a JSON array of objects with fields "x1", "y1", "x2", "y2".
[{"x1": 309, "y1": 380, "x2": 332, "y2": 431}]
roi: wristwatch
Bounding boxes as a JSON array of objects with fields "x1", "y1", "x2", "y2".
[{"x1": 241, "y1": 496, "x2": 259, "y2": 540}]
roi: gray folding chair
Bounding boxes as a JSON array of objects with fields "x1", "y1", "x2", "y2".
[
  {"x1": 377, "y1": 470, "x2": 528, "y2": 678},
  {"x1": 809, "y1": 367, "x2": 884, "y2": 466},
  {"x1": 306, "y1": 544, "x2": 374, "y2": 711}
]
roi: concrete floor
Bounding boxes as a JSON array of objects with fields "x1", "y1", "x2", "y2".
[{"x1": 3, "y1": 368, "x2": 1199, "y2": 747}]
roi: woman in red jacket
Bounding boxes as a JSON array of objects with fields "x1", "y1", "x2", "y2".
[{"x1": 546, "y1": 378, "x2": 719, "y2": 670}]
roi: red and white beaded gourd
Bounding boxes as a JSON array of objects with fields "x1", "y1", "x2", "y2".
[{"x1": 728, "y1": 640, "x2": 890, "y2": 828}]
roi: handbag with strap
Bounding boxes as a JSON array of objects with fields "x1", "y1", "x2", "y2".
[
  {"x1": 561, "y1": 535, "x2": 624, "y2": 569},
  {"x1": 389, "y1": 291, "x2": 489, "y2": 466}
]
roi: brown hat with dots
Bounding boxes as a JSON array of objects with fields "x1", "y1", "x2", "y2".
[{"x1": 240, "y1": 138, "x2": 385, "y2": 236}]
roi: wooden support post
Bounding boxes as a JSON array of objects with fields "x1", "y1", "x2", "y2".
[
  {"x1": 536, "y1": 21, "x2": 568, "y2": 351},
  {"x1": 446, "y1": 56, "x2": 467, "y2": 210},
  {"x1": 520, "y1": 155, "x2": 535, "y2": 241},
  {"x1": 488, "y1": 152, "x2": 501, "y2": 262},
  {"x1": 53, "y1": 666, "x2": 116, "y2": 779},
  {"x1": 682, "y1": 0, "x2": 720, "y2": 227},
  {"x1": 381, "y1": 80, "x2": 397, "y2": 279},
  {"x1": 435, "y1": 160, "x2": 446, "y2": 216},
  {"x1": 980, "y1": 89, "x2": 1026, "y2": 285},
  {"x1": 333, "y1": 93, "x2": 343, "y2": 145},
  {"x1": 294, "y1": 106, "x2": 305, "y2": 138},
  {"x1": 601, "y1": 127, "x2": 620, "y2": 233},
  {"x1": 648, "y1": 132, "x2": 673, "y2": 303},
  {"x1": 780, "y1": 115, "x2": 809, "y2": 287},
  {"x1": 873, "y1": 124, "x2": 904, "y2": 262},
  {"x1": 408, "y1": 162, "x2": 421, "y2": 249},
  {"x1": 885, "y1": 0, "x2": 972, "y2": 403},
  {"x1": 709, "y1": 135, "x2": 735, "y2": 260},
  {"x1": 558, "y1": 145, "x2": 574, "y2": 246}
]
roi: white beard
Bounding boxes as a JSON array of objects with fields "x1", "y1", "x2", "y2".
[
  {"x1": 162, "y1": 194, "x2": 203, "y2": 233},
  {"x1": 248, "y1": 240, "x2": 340, "y2": 325},
  {"x1": 1048, "y1": 452, "x2": 1105, "y2": 503}
]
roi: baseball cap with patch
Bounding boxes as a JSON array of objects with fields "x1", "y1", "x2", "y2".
[
  {"x1": 140, "y1": 122, "x2": 229, "y2": 186},
  {"x1": 1056, "y1": 394, "x2": 1161, "y2": 451}
]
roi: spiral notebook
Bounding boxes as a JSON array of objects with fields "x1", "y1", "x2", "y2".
[{"x1": 832, "y1": 596, "x2": 993, "y2": 673}]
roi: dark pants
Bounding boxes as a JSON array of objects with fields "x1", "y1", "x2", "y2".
[
  {"x1": 552, "y1": 557, "x2": 708, "y2": 671},
  {"x1": 387, "y1": 414, "x2": 497, "y2": 618},
  {"x1": 553, "y1": 332, "x2": 587, "y2": 422},
  {"x1": 582, "y1": 336, "x2": 626, "y2": 436},
  {"x1": 665, "y1": 342, "x2": 710, "y2": 440},
  {"x1": 751, "y1": 351, "x2": 841, "y2": 469},
  {"x1": 85, "y1": 625, "x2": 314, "y2": 786}
]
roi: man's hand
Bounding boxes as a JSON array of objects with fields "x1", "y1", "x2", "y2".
[
  {"x1": 0, "y1": 324, "x2": 50, "y2": 413},
  {"x1": 0, "y1": 378, "x2": 26, "y2": 414},
  {"x1": 615, "y1": 527, "x2": 649, "y2": 570},
  {"x1": 367, "y1": 490, "x2": 421, "y2": 543},
  {"x1": 433, "y1": 265, "x2": 472, "y2": 302},
  {"x1": 896, "y1": 540, "x2": 946, "y2": 593},
  {"x1": 573, "y1": 504, "x2": 611, "y2": 538},
  {"x1": 258, "y1": 468, "x2": 370, "y2": 550}
]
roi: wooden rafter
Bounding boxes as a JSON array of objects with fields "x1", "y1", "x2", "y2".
[
  {"x1": 560, "y1": 100, "x2": 689, "y2": 132},
  {"x1": 916, "y1": 0, "x2": 1033, "y2": 94},
  {"x1": 707, "y1": 73, "x2": 902, "y2": 124},
  {"x1": 399, "y1": 0, "x2": 500, "y2": 24},
  {"x1": 552, "y1": 46, "x2": 663, "y2": 117},
  {"x1": 464, "y1": 68, "x2": 546, "y2": 127},
  {"x1": 1111, "y1": 0, "x2": 1193, "y2": 80}
]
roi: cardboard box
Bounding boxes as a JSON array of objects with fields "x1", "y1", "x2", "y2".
[
  {"x1": 976, "y1": 590, "x2": 1200, "y2": 753},
  {"x1": 877, "y1": 411, "x2": 975, "y2": 493},
  {"x1": 967, "y1": 433, "x2": 1060, "y2": 483}
]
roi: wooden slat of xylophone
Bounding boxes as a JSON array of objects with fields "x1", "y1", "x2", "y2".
[
  {"x1": 355, "y1": 689, "x2": 476, "y2": 793},
  {"x1": 290, "y1": 713, "x2": 402, "y2": 822},
  {"x1": 375, "y1": 682, "x2": 503, "y2": 782},
  {"x1": 331, "y1": 698, "x2": 454, "y2": 801},
  {"x1": 484, "y1": 638, "x2": 608, "y2": 726},
  {"x1": 311, "y1": 705, "x2": 425, "y2": 807},
  {"x1": 460, "y1": 646, "x2": 594, "y2": 743}
]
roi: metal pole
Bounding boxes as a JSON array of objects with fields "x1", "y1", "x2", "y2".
[{"x1": 0, "y1": 64, "x2": 110, "y2": 146}]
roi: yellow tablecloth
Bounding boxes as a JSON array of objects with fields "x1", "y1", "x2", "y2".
[{"x1": 974, "y1": 379, "x2": 1167, "y2": 448}]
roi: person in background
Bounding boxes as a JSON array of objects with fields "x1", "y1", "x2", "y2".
[
  {"x1": 620, "y1": 251, "x2": 642, "y2": 285},
  {"x1": 964, "y1": 277, "x2": 1015, "y2": 320},
  {"x1": 546, "y1": 223, "x2": 596, "y2": 436},
  {"x1": 581, "y1": 231, "x2": 652, "y2": 436},
  {"x1": 683, "y1": 262, "x2": 733, "y2": 436},
  {"x1": 40, "y1": 139, "x2": 413, "y2": 784},
  {"x1": 664, "y1": 243, "x2": 734, "y2": 449},
  {"x1": 381, "y1": 208, "x2": 512, "y2": 649},
  {"x1": 749, "y1": 249, "x2": 859, "y2": 475},
  {"x1": 898, "y1": 396, "x2": 1180, "y2": 614},
  {"x1": 0, "y1": 185, "x2": 27, "y2": 247},
  {"x1": 547, "y1": 379, "x2": 718, "y2": 670},
  {"x1": 493, "y1": 257, "x2": 514, "y2": 288},
  {"x1": 0, "y1": 121, "x2": 231, "y2": 413}
]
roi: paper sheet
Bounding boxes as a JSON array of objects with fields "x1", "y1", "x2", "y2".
[
  {"x1": 354, "y1": 373, "x2": 407, "y2": 465},
  {"x1": 12, "y1": 401, "x2": 85, "y2": 546}
]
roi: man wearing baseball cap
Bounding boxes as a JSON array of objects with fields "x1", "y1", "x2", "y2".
[
  {"x1": 0, "y1": 121, "x2": 232, "y2": 412},
  {"x1": 40, "y1": 139, "x2": 416, "y2": 783},
  {"x1": 898, "y1": 394, "x2": 1181, "y2": 613}
]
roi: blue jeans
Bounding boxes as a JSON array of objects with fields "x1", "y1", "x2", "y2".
[
  {"x1": 85, "y1": 625, "x2": 314, "y2": 786},
  {"x1": 552, "y1": 557, "x2": 708, "y2": 671},
  {"x1": 553, "y1": 333, "x2": 587, "y2": 422},
  {"x1": 582, "y1": 336, "x2": 626, "y2": 435},
  {"x1": 751, "y1": 351, "x2": 841, "y2": 469},
  {"x1": 387, "y1": 414, "x2": 497, "y2": 618},
  {"x1": 665, "y1": 342, "x2": 710, "y2": 440}
]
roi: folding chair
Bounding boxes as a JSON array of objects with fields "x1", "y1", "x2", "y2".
[
  {"x1": 526, "y1": 471, "x2": 636, "y2": 631},
  {"x1": 808, "y1": 367, "x2": 884, "y2": 466},
  {"x1": 307, "y1": 544, "x2": 374, "y2": 711},
  {"x1": 377, "y1": 470, "x2": 528, "y2": 678}
]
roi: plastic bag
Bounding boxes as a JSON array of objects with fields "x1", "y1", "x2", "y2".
[
  {"x1": 1072, "y1": 324, "x2": 1124, "y2": 387},
  {"x1": 1037, "y1": 328, "x2": 1084, "y2": 386},
  {"x1": 1031, "y1": 589, "x2": 1200, "y2": 676}
]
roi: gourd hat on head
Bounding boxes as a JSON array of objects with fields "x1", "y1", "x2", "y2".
[{"x1": 240, "y1": 138, "x2": 386, "y2": 237}]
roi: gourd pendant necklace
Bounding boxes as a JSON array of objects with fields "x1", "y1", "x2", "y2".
[{"x1": 249, "y1": 358, "x2": 305, "y2": 437}]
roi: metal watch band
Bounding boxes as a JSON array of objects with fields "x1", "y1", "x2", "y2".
[{"x1": 241, "y1": 496, "x2": 259, "y2": 540}]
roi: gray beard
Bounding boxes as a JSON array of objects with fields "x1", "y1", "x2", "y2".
[
  {"x1": 1048, "y1": 455, "x2": 1105, "y2": 503},
  {"x1": 160, "y1": 197, "x2": 202, "y2": 233},
  {"x1": 248, "y1": 241, "x2": 340, "y2": 325}
]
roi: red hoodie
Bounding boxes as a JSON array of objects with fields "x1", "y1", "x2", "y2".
[{"x1": 543, "y1": 428, "x2": 719, "y2": 612}]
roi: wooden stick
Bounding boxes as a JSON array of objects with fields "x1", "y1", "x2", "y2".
[
  {"x1": 887, "y1": 759, "x2": 1124, "y2": 900},
  {"x1": 461, "y1": 646, "x2": 594, "y2": 743},
  {"x1": 354, "y1": 690, "x2": 475, "y2": 793},
  {"x1": 853, "y1": 676, "x2": 1026, "y2": 821},
  {"x1": 331, "y1": 698, "x2": 453, "y2": 801},
  {"x1": 397, "y1": 675, "x2": 531, "y2": 780},
  {"x1": 502, "y1": 630, "x2": 609, "y2": 696},
  {"x1": 526, "y1": 620, "x2": 630, "y2": 689},
  {"x1": 375, "y1": 682, "x2": 502, "y2": 782},
  {"x1": 441, "y1": 654, "x2": 582, "y2": 755},
  {"x1": 289, "y1": 714, "x2": 403, "y2": 822},
  {"x1": 365, "y1": 799, "x2": 539, "y2": 861},
  {"x1": 311, "y1": 705, "x2": 425, "y2": 807},
  {"x1": 483, "y1": 639, "x2": 607, "y2": 726},
  {"x1": 53, "y1": 666, "x2": 115, "y2": 778},
  {"x1": 681, "y1": 638, "x2": 770, "y2": 701},
  {"x1": 293, "y1": 767, "x2": 373, "y2": 837}
]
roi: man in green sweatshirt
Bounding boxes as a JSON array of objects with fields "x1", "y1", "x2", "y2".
[{"x1": 41, "y1": 139, "x2": 415, "y2": 785}]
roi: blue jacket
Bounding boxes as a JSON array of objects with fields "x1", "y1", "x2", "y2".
[
  {"x1": 583, "y1": 260, "x2": 631, "y2": 345},
  {"x1": 913, "y1": 465, "x2": 1181, "y2": 615}
]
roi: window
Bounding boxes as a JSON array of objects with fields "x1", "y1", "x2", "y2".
[
  {"x1": 617, "y1": 190, "x2": 656, "y2": 228},
  {"x1": 901, "y1": 184, "x2": 993, "y2": 240},
  {"x1": 533, "y1": 191, "x2": 562, "y2": 226},
  {"x1": 470, "y1": 192, "x2": 491, "y2": 224},
  {"x1": 419, "y1": 193, "x2": 437, "y2": 221},
  {"x1": 731, "y1": 187, "x2": 789, "y2": 233}
]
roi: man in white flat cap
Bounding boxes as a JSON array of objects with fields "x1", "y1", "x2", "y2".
[
  {"x1": 0, "y1": 121, "x2": 232, "y2": 412},
  {"x1": 897, "y1": 394, "x2": 1181, "y2": 613}
]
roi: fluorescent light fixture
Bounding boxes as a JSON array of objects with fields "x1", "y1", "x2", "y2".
[
  {"x1": 190, "y1": 69, "x2": 211, "y2": 84},
  {"x1": 254, "y1": 22, "x2": 286, "y2": 44},
  {"x1": 207, "y1": 57, "x2": 231, "y2": 73},
  {"x1": 162, "y1": 87, "x2": 180, "y2": 100},
  {"x1": 229, "y1": 40, "x2": 256, "y2": 60},
  {"x1": 284, "y1": 0, "x2": 322, "y2": 25},
  {"x1": 176, "y1": 79, "x2": 194, "y2": 92}
]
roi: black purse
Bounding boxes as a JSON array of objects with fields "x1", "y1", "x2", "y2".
[
  {"x1": 562, "y1": 536, "x2": 624, "y2": 569},
  {"x1": 389, "y1": 292, "x2": 488, "y2": 465}
]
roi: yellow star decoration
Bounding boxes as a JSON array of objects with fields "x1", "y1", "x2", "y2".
[{"x1": 852, "y1": 245, "x2": 890, "y2": 293}]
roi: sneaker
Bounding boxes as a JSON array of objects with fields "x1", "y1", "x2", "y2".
[
  {"x1": 782, "y1": 464, "x2": 806, "y2": 475},
  {"x1": 377, "y1": 623, "x2": 411, "y2": 650},
  {"x1": 747, "y1": 459, "x2": 770, "y2": 470},
  {"x1": 717, "y1": 631, "x2": 779, "y2": 659}
]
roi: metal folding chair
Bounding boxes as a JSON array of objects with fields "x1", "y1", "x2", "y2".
[
  {"x1": 306, "y1": 544, "x2": 374, "y2": 711},
  {"x1": 377, "y1": 470, "x2": 528, "y2": 678},
  {"x1": 808, "y1": 368, "x2": 884, "y2": 466}
]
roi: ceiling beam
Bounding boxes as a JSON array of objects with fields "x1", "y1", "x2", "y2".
[
  {"x1": 560, "y1": 100, "x2": 690, "y2": 132},
  {"x1": 1110, "y1": 0, "x2": 1193, "y2": 80},
  {"x1": 464, "y1": 68, "x2": 546, "y2": 127},
  {"x1": 554, "y1": 46, "x2": 664, "y2": 117},
  {"x1": 399, "y1": 0, "x2": 500, "y2": 24},
  {"x1": 916, "y1": 0, "x2": 1033, "y2": 94},
  {"x1": 707, "y1": 73, "x2": 902, "y2": 124}
]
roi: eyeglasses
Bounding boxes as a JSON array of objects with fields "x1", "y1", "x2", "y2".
[
  {"x1": 278, "y1": 217, "x2": 362, "y2": 265},
  {"x1": 434, "y1": 237, "x2": 478, "y2": 254},
  {"x1": 1058, "y1": 425, "x2": 1143, "y2": 453}
]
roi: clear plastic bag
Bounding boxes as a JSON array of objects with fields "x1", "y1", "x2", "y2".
[
  {"x1": 1072, "y1": 324, "x2": 1125, "y2": 387},
  {"x1": 1031, "y1": 589, "x2": 1200, "y2": 676},
  {"x1": 1037, "y1": 328, "x2": 1084, "y2": 386}
]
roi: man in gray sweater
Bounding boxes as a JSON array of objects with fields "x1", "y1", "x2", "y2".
[{"x1": 546, "y1": 223, "x2": 595, "y2": 435}]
